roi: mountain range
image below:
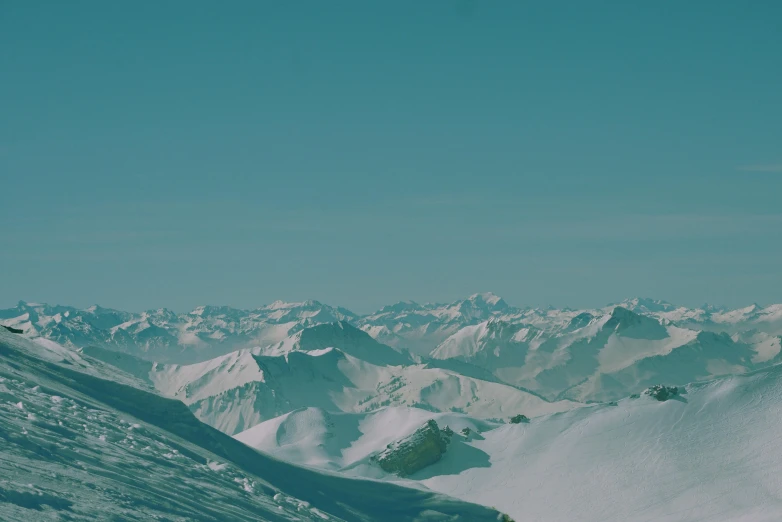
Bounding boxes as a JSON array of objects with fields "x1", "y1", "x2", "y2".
[
  {"x1": 4, "y1": 294, "x2": 781, "y2": 430},
  {"x1": 0, "y1": 327, "x2": 505, "y2": 521},
  {"x1": 3, "y1": 294, "x2": 780, "y2": 386},
  {"x1": 4, "y1": 293, "x2": 782, "y2": 521},
  {"x1": 3, "y1": 294, "x2": 780, "y2": 363},
  {"x1": 237, "y1": 365, "x2": 782, "y2": 521}
]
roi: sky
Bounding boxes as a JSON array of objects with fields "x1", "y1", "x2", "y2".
[{"x1": 1, "y1": 1, "x2": 781, "y2": 314}]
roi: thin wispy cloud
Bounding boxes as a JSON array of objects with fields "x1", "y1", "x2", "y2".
[{"x1": 737, "y1": 164, "x2": 782, "y2": 173}]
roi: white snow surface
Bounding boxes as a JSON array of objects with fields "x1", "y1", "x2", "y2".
[
  {"x1": 0, "y1": 328, "x2": 506, "y2": 522},
  {"x1": 6, "y1": 293, "x2": 782, "y2": 521},
  {"x1": 237, "y1": 367, "x2": 782, "y2": 522},
  {"x1": 423, "y1": 369, "x2": 782, "y2": 521},
  {"x1": 236, "y1": 406, "x2": 498, "y2": 474},
  {"x1": 146, "y1": 343, "x2": 578, "y2": 435},
  {"x1": 3, "y1": 295, "x2": 781, "y2": 366}
]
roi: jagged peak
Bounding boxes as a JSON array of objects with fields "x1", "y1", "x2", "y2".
[
  {"x1": 606, "y1": 306, "x2": 651, "y2": 328},
  {"x1": 609, "y1": 306, "x2": 635, "y2": 319},
  {"x1": 567, "y1": 312, "x2": 595, "y2": 330}
]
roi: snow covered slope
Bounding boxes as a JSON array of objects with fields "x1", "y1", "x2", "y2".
[
  {"x1": 0, "y1": 300, "x2": 358, "y2": 364},
  {"x1": 235, "y1": 406, "x2": 499, "y2": 476},
  {"x1": 4, "y1": 295, "x2": 780, "y2": 366},
  {"x1": 0, "y1": 328, "x2": 508, "y2": 521},
  {"x1": 430, "y1": 306, "x2": 769, "y2": 402},
  {"x1": 257, "y1": 321, "x2": 413, "y2": 366},
  {"x1": 5, "y1": 296, "x2": 781, "y2": 406},
  {"x1": 356, "y1": 293, "x2": 514, "y2": 356},
  {"x1": 236, "y1": 368, "x2": 782, "y2": 522},
  {"x1": 145, "y1": 343, "x2": 577, "y2": 435},
  {"x1": 421, "y1": 368, "x2": 782, "y2": 521}
]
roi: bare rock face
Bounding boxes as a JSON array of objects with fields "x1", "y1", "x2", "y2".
[
  {"x1": 644, "y1": 385, "x2": 680, "y2": 402},
  {"x1": 372, "y1": 420, "x2": 451, "y2": 476},
  {"x1": 1, "y1": 325, "x2": 23, "y2": 334}
]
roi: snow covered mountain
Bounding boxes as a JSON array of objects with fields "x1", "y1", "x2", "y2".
[
  {"x1": 0, "y1": 300, "x2": 358, "y2": 363},
  {"x1": 85, "y1": 322, "x2": 579, "y2": 435},
  {"x1": 236, "y1": 367, "x2": 782, "y2": 521},
  {"x1": 235, "y1": 406, "x2": 501, "y2": 476},
  {"x1": 4, "y1": 295, "x2": 781, "y2": 405},
  {"x1": 5, "y1": 293, "x2": 782, "y2": 521},
  {"x1": 429, "y1": 306, "x2": 772, "y2": 402},
  {"x1": 4, "y1": 295, "x2": 780, "y2": 368},
  {"x1": 356, "y1": 292, "x2": 514, "y2": 356},
  {"x1": 0, "y1": 327, "x2": 508, "y2": 521},
  {"x1": 256, "y1": 321, "x2": 413, "y2": 366}
]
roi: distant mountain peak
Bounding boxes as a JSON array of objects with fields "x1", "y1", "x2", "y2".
[
  {"x1": 262, "y1": 299, "x2": 316, "y2": 310},
  {"x1": 616, "y1": 297, "x2": 676, "y2": 313},
  {"x1": 466, "y1": 292, "x2": 506, "y2": 306},
  {"x1": 377, "y1": 300, "x2": 422, "y2": 314},
  {"x1": 456, "y1": 293, "x2": 509, "y2": 316}
]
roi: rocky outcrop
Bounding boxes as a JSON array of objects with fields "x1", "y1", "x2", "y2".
[
  {"x1": 644, "y1": 385, "x2": 680, "y2": 402},
  {"x1": 372, "y1": 420, "x2": 451, "y2": 476},
  {"x1": 1, "y1": 325, "x2": 23, "y2": 334},
  {"x1": 509, "y1": 414, "x2": 529, "y2": 424}
]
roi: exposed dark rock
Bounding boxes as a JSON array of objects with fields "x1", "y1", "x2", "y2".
[
  {"x1": 371, "y1": 420, "x2": 449, "y2": 476},
  {"x1": 1, "y1": 325, "x2": 23, "y2": 334},
  {"x1": 461, "y1": 427, "x2": 471, "y2": 437},
  {"x1": 509, "y1": 414, "x2": 529, "y2": 424},
  {"x1": 644, "y1": 385, "x2": 680, "y2": 402}
]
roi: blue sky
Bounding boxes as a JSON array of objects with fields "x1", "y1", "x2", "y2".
[{"x1": 1, "y1": 1, "x2": 780, "y2": 313}]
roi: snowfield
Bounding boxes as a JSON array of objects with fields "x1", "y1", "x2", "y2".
[
  {"x1": 237, "y1": 368, "x2": 782, "y2": 522},
  {"x1": 235, "y1": 406, "x2": 501, "y2": 474},
  {"x1": 0, "y1": 329, "x2": 508, "y2": 521},
  {"x1": 6, "y1": 295, "x2": 780, "y2": 368},
  {"x1": 83, "y1": 323, "x2": 580, "y2": 435},
  {"x1": 4, "y1": 296, "x2": 780, "y2": 407},
  {"x1": 5, "y1": 294, "x2": 782, "y2": 521},
  {"x1": 422, "y1": 369, "x2": 782, "y2": 521}
]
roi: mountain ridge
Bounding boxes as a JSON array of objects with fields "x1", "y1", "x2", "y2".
[
  {"x1": 4, "y1": 295, "x2": 779, "y2": 365},
  {"x1": 0, "y1": 327, "x2": 508, "y2": 521}
]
